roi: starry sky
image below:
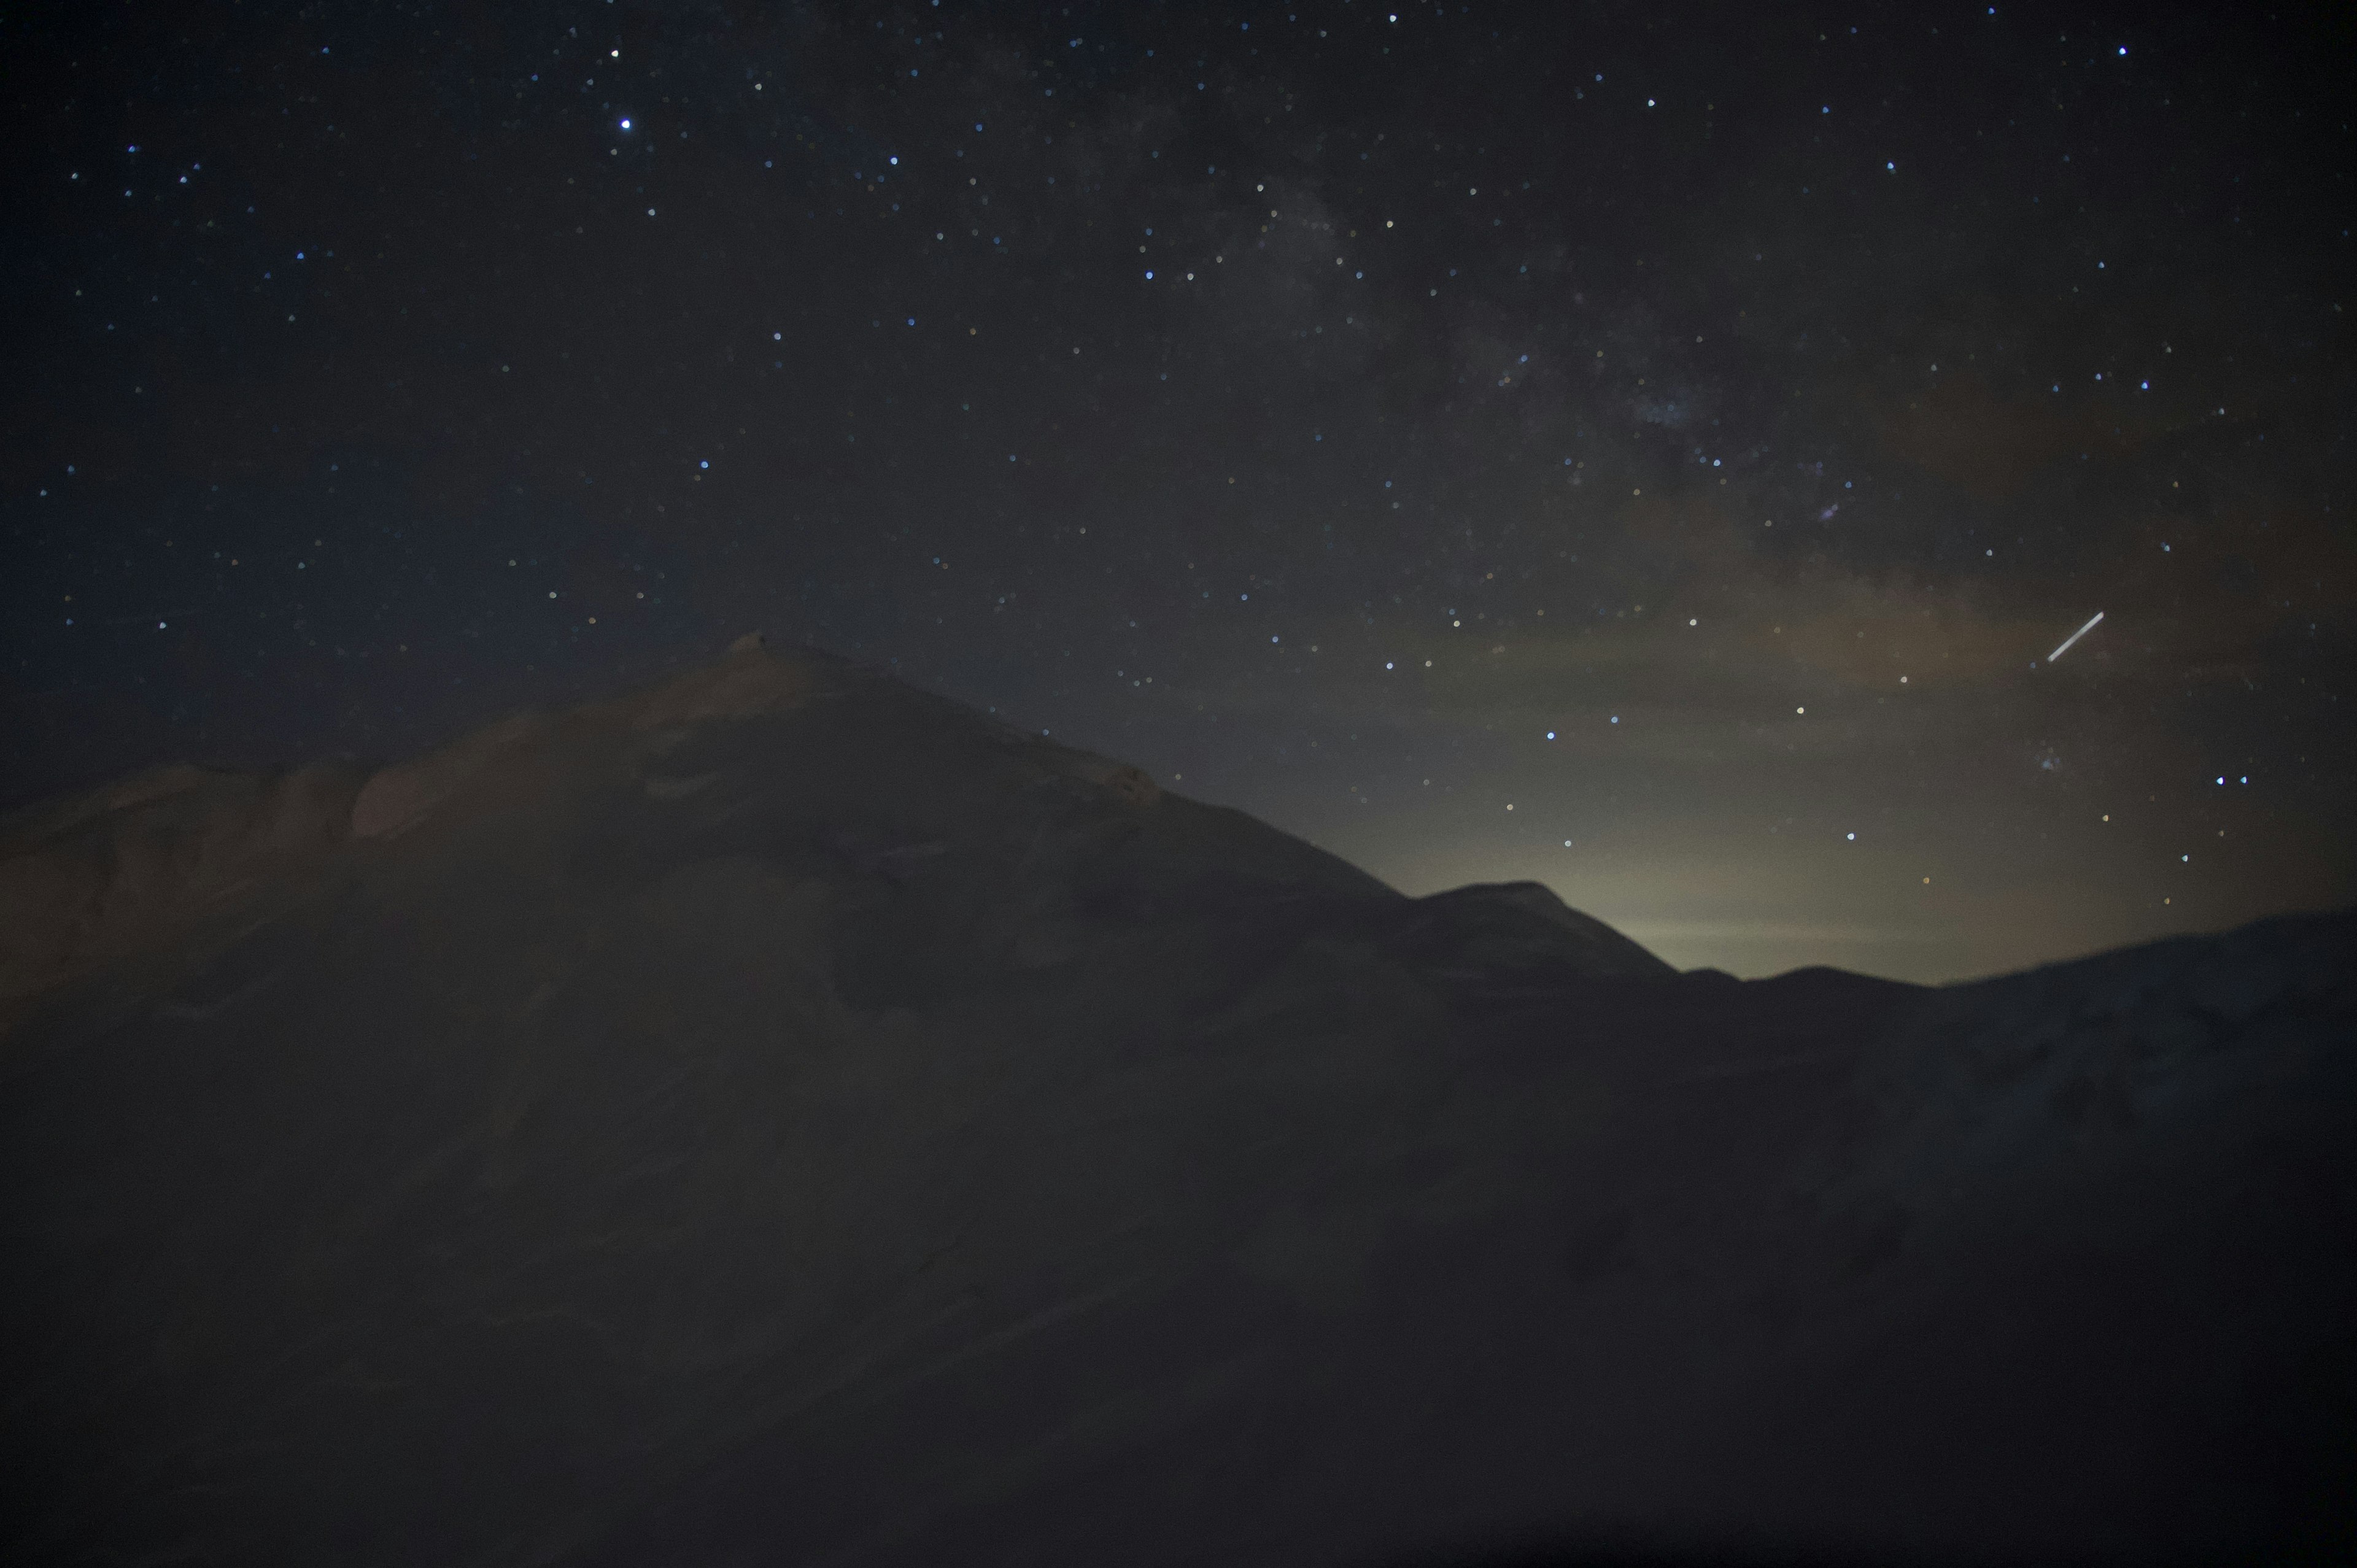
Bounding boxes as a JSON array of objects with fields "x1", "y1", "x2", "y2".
[{"x1": 6, "y1": 0, "x2": 2351, "y2": 981}]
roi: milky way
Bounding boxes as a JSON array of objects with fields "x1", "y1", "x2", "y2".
[{"x1": 6, "y1": 1, "x2": 2350, "y2": 979}]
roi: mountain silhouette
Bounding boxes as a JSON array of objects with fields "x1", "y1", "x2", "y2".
[{"x1": 4, "y1": 637, "x2": 2351, "y2": 1566}]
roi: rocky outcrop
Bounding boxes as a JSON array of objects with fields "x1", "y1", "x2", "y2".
[{"x1": 0, "y1": 759, "x2": 361, "y2": 1044}]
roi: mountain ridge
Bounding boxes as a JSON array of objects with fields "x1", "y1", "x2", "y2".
[{"x1": 2, "y1": 637, "x2": 2350, "y2": 1566}]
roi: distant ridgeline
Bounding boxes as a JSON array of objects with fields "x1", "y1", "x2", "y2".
[{"x1": 2, "y1": 635, "x2": 2350, "y2": 1567}]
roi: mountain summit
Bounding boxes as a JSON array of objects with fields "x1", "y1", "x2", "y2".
[{"x1": 4, "y1": 639, "x2": 2351, "y2": 1566}]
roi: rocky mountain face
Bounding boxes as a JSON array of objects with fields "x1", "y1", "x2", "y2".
[{"x1": 4, "y1": 639, "x2": 2350, "y2": 1567}]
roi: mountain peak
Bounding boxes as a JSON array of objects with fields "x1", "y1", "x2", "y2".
[{"x1": 2, "y1": 644, "x2": 2350, "y2": 1567}]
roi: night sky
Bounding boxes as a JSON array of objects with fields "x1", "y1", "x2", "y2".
[{"x1": 6, "y1": 0, "x2": 2351, "y2": 981}]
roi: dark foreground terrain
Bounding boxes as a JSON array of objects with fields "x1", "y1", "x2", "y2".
[{"x1": 4, "y1": 638, "x2": 2351, "y2": 1566}]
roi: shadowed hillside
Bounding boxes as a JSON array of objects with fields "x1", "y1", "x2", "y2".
[{"x1": 4, "y1": 637, "x2": 2351, "y2": 1567}]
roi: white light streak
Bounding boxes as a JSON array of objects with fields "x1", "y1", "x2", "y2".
[{"x1": 2046, "y1": 611, "x2": 2105, "y2": 663}]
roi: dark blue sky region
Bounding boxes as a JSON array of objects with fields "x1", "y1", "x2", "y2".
[{"x1": 5, "y1": 0, "x2": 2350, "y2": 978}]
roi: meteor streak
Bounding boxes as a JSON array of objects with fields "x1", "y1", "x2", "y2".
[{"x1": 2046, "y1": 611, "x2": 2105, "y2": 663}]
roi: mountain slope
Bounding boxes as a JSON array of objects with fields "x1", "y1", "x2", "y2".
[{"x1": 3, "y1": 638, "x2": 2350, "y2": 1567}]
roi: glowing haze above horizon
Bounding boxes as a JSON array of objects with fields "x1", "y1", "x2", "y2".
[{"x1": 6, "y1": 0, "x2": 2351, "y2": 983}]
